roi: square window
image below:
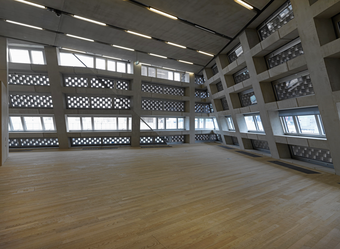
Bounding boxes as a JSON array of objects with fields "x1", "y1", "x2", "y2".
[
  {"x1": 24, "y1": 116, "x2": 42, "y2": 131},
  {"x1": 31, "y1": 51, "x2": 45, "y2": 64},
  {"x1": 9, "y1": 49, "x2": 31, "y2": 64},
  {"x1": 42, "y1": 117, "x2": 55, "y2": 130},
  {"x1": 297, "y1": 115, "x2": 319, "y2": 134},
  {"x1": 117, "y1": 62, "x2": 126, "y2": 73},
  {"x1": 94, "y1": 117, "x2": 116, "y2": 130},
  {"x1": 82, "y1": 117, "x2": 92, "y2": 130},
  {"x1": 166, "y1": 118, "x2": 177, "y2": 129},
  {"x1": 245, "y1": 116, "x2": 256, "y2": 131},
  {"x1": 10, "y1": 117, "x2": 24, "y2": 131},
  {"x1": 68, "y1": 117, "x2": 81, "y2": 131},
  {"x1": 96, "y1": 58, "x2": 106, "y2": 70}
]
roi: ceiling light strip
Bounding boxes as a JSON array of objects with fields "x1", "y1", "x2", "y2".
[
  {"x1": 126, "y1": 30, "x2": 152, "y2": 39},
  {"x1": 61, "y1": 48, "x2": 86, "y2": 53},
  {"x1": 198, "y1": 51, "x2": 214, "y2": 57},
  {"x1": 166, "y1": 42, "x2": 186, "y2": 49},
  {"x1": 5, "y1": 20, "x2": 43, "y2": 30},
  {"x1": 112, "y1": 44, "x2": 135, "y2": 51},
  {"x1": 149, "y1": 53, "x2": 167, "y2": 59},
  {"x1": 73, "y1": 15, "x2": 106, "y2": 26},
  {"x1": 234, "y1": 0, "x2": 254, "y2": 10},
  {"x1": 14, "y1": 0, "x2": 46, "y2": 9},
  {"x1": 149, "y1": 7, "x2": 177, "y2": 20},
  {"x1": 66, "y1": 34, "x2": 94, "y2": 42},
  {"x1": 178, "y1": 60, "x2": 193, "y2": 65}
]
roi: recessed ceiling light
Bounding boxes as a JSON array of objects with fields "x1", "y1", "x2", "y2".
[
  {"x1": 73, "y1": 15, "x2": 106, "y2": 26},
  {"x1": 234, "y1": 0, "x2": 253, "y2": 10},
  {"x1": 149, "y1": 8, "x2": 178, "y2": 20},
  {"x1": 14, "y1": 0, "x2": 46, "y2": 9},
  {"x1": 126, "y1": 30, "x2": 152, "y2": 39},
  {"x1": 149, "y1": 53, "x2": 167, "y2": 59},
  {"x1": 166, "y1": 42, "x2": 186, "y2": 49},
  {"x1": 194, "y1": 25, "x2": 215, "y2": 34},
  {"x1": 178, "y1": 60, "x2": 193, "y2": 65},
  {"x1": 112, "y1": 44, "x2": 135, "y2": 51},
  {"x1": 61, "y1": 48, "x2": 86, "y2": 53},
  {"x1": 5, "y1": 20, "x2": 43, "y2": 30},
  {"x1": 66, "y1": 34, "x2": 94, "y2": 42},
  {"x1": 198, "y1": 51, "x2": 214, "y2": 57}
]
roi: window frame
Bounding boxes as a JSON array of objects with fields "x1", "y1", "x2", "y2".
[
  {"x1": 140, "y1": 117, "x2": 185, "y2": 131},
  {"x1": 9, "y1": 47, "x2": 46, "y2": 65},
  {"x1": 141, "y1": 64, "x2": 189, "y2": 83},
  {"x1": 66, "y1": 116, "x2": 132, "y2": 132},
  {"x1": 194, "y1": 117, "x2": 218, "y2": 130},
  {"x1": 8, "y1": 115, "x2": 56, "y2": 132},
  {"x1": 225, "y1": 116, "x2": 235, "y2": 131},
  {"x1": 244, "y1": 113, "x2": 265, "y2": 133}
]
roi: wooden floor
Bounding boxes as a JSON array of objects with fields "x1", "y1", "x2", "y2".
[{"x1": 1, "y1": 143, "x2": 340, "y2": 249}]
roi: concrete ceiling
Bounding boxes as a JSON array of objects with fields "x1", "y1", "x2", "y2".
[{"x1": 0, "y1": 0, "x2": 273, "y2": 74}]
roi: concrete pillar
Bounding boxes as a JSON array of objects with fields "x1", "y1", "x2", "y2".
[
  {"x1": 0, "y1": 37, "x2": 8, "y2": 166},
  {"x1": 131, "y1": 62, "x2": 141, "y2": 147},
  {"x1": 44, "y1": 46, "x2": 69, "y2": 149},
  {"x1": 188, "y1": 73, "x2": 196, "y2": 144}
]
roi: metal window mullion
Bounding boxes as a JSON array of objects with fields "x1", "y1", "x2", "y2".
[
  {"x1": 41, "y1": 117, "x2": 45, "y2": 131},
  {"x1": 315, "y1": 114, "x2": 323, "y2": 135},
  {"x1": 91, "y1": 117, "x2": 95, "y2": 131},
  {"x1": 28, "y1": 50, "x2": 33, "y2": 64},
  {"x1": 80, "y1": 117, "x2": 84, "y2": 131},
  {"x1": 253, "y1": 115, "x2": 259, "y2": 131},
  {"x1": 21, "y1": 116, "x2": 27, "y2": 131},
  {"x1": 280, "y1": 117, "x2": 287, "y2": 133},
  {"x1": 294, "y1": 116, "x2": 301, "y2": 134}
]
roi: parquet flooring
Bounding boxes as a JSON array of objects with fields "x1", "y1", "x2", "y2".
[{"x1": 1, "y1": 143, "x2": 340, "y2": 248}]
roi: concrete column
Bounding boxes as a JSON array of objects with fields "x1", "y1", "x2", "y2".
[
  {"x1": 291, "y1": 0, "x2": 340, "y2": 174},
  {"x1": 0, "y1": 37, "x2": 8, "y2": 166},
  {"x1": 44, "y1": 46, "x2": 69, "y2": 149},
  {"x1": 131, "y1": 62, "x2": 141, "y2": 147},
  {"x1": 188, "y1": 73, "x2": 196, "y2": 144}
]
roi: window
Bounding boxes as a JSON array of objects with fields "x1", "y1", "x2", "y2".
[
  {"x1": 59, "y1": 51, "x2": 132, "y2": 73},
  {"x1": 226, "y1": 116, "x2": 235, "y2": 131},
  {"x1": 244, "y1": 113, "x2": 264, "y2": 132},
  {"x1": 279, "y1": 107, "x2": 325, "y2": 136},
  {"x1": 195, "y1": 118, "x2": 218, "y2": 130},
  {"x1": 141, "y1": 65, "x2": 189, "y2": 83},
  {"x1": 66, "y1": 116, "x2": 132, "y2": 131},
  {"x1": 227, "y1": 44, "x2": 244, "y2": 63},
  {"x1": 9, "y1": 116, "x2": 56, "y2": 132},
  {"x1": 140, "y1": 117, "x2": 185, "y2": 130},
  {"x1": 9, "y1": 48, "x2": 45, "y2": 64}
]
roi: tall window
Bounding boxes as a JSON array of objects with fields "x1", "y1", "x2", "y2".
[
  {"x1": 279, "y1": 107, "x2": 325, "y2": 136},
  {"x1": 244, "y1": 113, "x2": 264, "y2": 132}
]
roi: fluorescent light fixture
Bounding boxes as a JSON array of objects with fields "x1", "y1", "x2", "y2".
[
  {"x1": 178, "y1": 60, "x2": 193, "y2": 65},
  {"x1": 66, "y1": 34, "x2": 94, "y2": 42},
  {"x1": 186, "y1": 72, "x2": 194, "y2": 74},
  {"x1": 112, "y1": 44, "x2": 134, "y2": 51},
  {"x1": 15, "y1": 0, "x2": 45, "y2": 9},
  {"x1": 149, "y1": 8, "x2": 178, "y2": 20},
  {"x1": 163, "y1": 67, "x2": 176, "y2": 71},
  {"x1": 234, "y1": 0, "x2": 253, "y2": 10},
  {"x1": 195, "y1": 25, "x2": 215, "y2": 34},
  {"x1": 166, "y1": 42, "x2": 186, "y2": 49},
  {"x1": 141, "y1": 63, "x2": 152, "y2": 66},
  {"x1": 103, "y1": 55, "x2": 122, "y2": 60},
  {"x1": 5, "y1": 20, "x2": 43, "y2": 30},
  {"x1": 149, "y1": 53, "x2": 167, "y2": 59},
  {"x1": 61, "y1": 48, "x2": 86, "y2": 53},
  {"x1": 126, "y1": 30, "x2": 152, "y2": 39},
  {"x1": 198, "y1": 50, "x2": 214, "y2": 57},
  {"x1": 73, "y1": 15, "x2": 106, "y2": 26}
]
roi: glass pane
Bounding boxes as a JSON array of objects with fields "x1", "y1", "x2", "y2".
[
  {"x1": 59, "y1": 53, "x2": 84, "y2": 67},
  {"x1": 31, "y1": 51, "x2": 44, "y2": 64},
  {"x1": 42, "y1": 117, "x2": 55, "y2": 130},
  {"x1": 195, "y1": 118, "x2": 198, "y2": 129},
  {"x1": 140, "y1": 117, "x2": 156, "y2": 130},
  {"x1": 10, "y1": 117, "x2": 23, "y2": 131},
  {"x1": 68, "y1": 117, "x2": 81, "y2": 130},
  {"x1": 174, "y1": 72, "x2": 180, "y2": 81},
  {"x1": 9, "y1": 49, "x2": 30, "y2": 64},
  {"x1": 148, "y1": 67, "x2": 156, "y2": 77},
  {"x1": 117, "y1": 62, "x2": 126, "y2": 73},
  {"x1": 128, "y1": 117, "x2": 132, "y2": 130},
  {"x1": 158, "y1": 118, "x2": 165, "y2": 129},
  {"x1": 24, "y1": 116, "x2": 42, "y2": 131},
  {"x1": 107, "y1": 60, "x2": 116, "y2": 71},
  {"x1": 206, "y1": 119, "x2": 215, "y2": 129},
  {"x1": 76, "y1": 54, "x2": 94, "y2": 68},
  {"x1": 94, "y1": 117, "x2": 116, "y2": 130},
  {"x1": 227, "y1": 117, "x2": 234, "y2": 130},
  {"x1": 199, "y1": 118, "x2": 204, "y2": 129},
  {"x1": 96, "y1": 58, "x2": 106, "y2": 70},
  {"x1": 235, "y1": 46, "x2": 243, "y2": 57},
  {"x1": 141, "y1": 66, "x2": 147, "y2": 76},
  {"x1": 82, "y1": 117, "x2": 92, "y2": 130},
  {"x1": 157, "y1": 68, "x2": 169, "y2": 80},
  {"x1": 297, "y1": 115, "x2": 319, "y2": 134},
  {"x1": 178, "y1": 118, "x2": 184, "y2": 129},
  {"x1": 213, "y1": 118, "x2": 219, "y2": 130},
  {"x1": 245, "y1": 116, "x2": 256, "y2": 131},
  {"x1": 118, "y1": 117, "x2": 127, "y2": 130},
  {"x1": 255, "y1": 115, "x2": 264, "y2": 131},
  {"x1": 168, "y1": 71, "x2": 174, "y2": 81},
  {"x1": 283, "y1": 116, "x2": 296, "y2": 133},
  {"x1": 318, "y1": 115, "x2": 325, "y2": 135},
  {"x1": 8, "y1": 123, "x2": 11, "y2": 132},
  {"x1": 166, "y1": 118, "x2": 177, "y2": 129},
  {"x1": 127, "y1": 63, "x2": 132, "y2": 74}
]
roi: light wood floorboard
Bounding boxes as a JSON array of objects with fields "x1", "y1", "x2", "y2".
[{"x1": 1, "y1": 143, "x2": 340, "y2": 248}]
